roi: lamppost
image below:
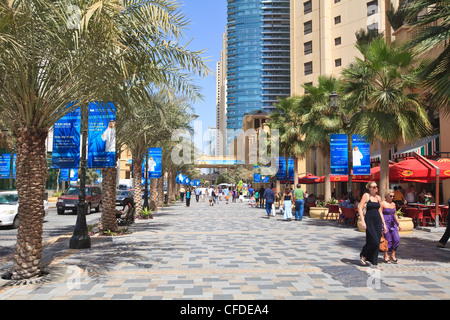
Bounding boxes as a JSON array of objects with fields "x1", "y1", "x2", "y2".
[
  {"x1": 329, "y1": 91, "x2": 353, "y2": 196},
  {"x1": 69, "y1": 104, "x2": 91, "y2": 249}
]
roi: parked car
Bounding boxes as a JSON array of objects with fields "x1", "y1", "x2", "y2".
[
  {"x1": 57, "y1": 186, "x2": 102, "y2": 215},
  {"x1": 0, "y1": 191, "x2": 49, "y2": 229},
  {"x1": 116, "y1": 189, "x2": 134, "y2": 207}
]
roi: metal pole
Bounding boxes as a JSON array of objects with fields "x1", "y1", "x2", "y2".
[
  {"x1": 143, "y1": 149, "x2": 149, "y2": 209},
  {"x1": 347, "y1": 133, "x2": 352, "y2": 196},
  {"x1": 70, "y1": 104, "x2": 91, "y2": 249},
  {"x1": 416, "y1": 152, "x2": 440, "y2": 228}
]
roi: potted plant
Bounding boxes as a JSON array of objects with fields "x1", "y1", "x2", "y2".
[
  {"x1": 357, "y1": 207, "x2": 414, "y2": 234},
  {"x1": 309, "y1": 200, "x2": 329, "y2": 219}
]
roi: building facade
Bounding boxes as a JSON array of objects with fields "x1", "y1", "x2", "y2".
[
  {"x1": 290, "y1": 0, "x2": 397, "y2": 94},
  {"x1": 226, "y1": 0, "x2": 290, "y2": 152}
]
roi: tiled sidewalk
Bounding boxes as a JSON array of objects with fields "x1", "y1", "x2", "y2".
[{"x1": 1, "y1": 199, "x2": 449, "y2": 301}]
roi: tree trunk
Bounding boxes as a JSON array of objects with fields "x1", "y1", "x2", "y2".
[
  {"x1": 324, "y1": 152, "x2": 331, "y2": 201},
  {"x1": 132, "y1": 155, "x2": 143, "y2": 215},
  {"x1": 157, "y1": 177, "x2": 164, "y2": 206},
  {"x1": 379, "y1": 141, "x2": 391, "y2": 199},
  {"x1": 294, "y1": 156, "x2": 299, "y2": 188},
  {"x1": 150, "y1": 178, "x2": 158, "y2": 211},
  {"x1": 98, "y1": 167, "x2": 118, "y2": 233},
  {"x1": 11, "y1": 127, "x2": 48, "y2": 280},
  {"x1": 167, "y1": 170, "x2": 175, "y2": 202}
]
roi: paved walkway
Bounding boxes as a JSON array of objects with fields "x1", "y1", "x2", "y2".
[{"x1": 1, "y1": 199, "x2": 449, "y2": 302}]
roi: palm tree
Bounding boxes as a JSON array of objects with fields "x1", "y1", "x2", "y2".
[
  {"x1": 342, "y1": 37, "x2": 431, "y2": 197},
  {"x1": 268, "y1": 96, "x2": 306, "y2": 187},
  {"x1": 402, "y1": 0, "x2": 450, "y2": 111},
  {"x1": 0, "y1": 0, "x2": 210, "y2": 280},
  {"x1": 299, "y1": 76, "x2": 342, "y2": 201},
  {"x1": 0, "y1": 0, "x2": 122, "y2": 280}
]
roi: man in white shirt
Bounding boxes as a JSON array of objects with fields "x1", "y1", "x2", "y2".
[{"x1": 208, "y1": 187, "x2": 214, "y2": 206}]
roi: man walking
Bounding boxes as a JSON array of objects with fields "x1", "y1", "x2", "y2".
[
  {"x1": 263, "y1": 186, "x2": 276, "y2": 219},
  {"x1": 293, "y1": 184, "x2": 305, "y2": 221},
  {"x1": 195, "y1": 187, "x2": 200, "y2": 202}
]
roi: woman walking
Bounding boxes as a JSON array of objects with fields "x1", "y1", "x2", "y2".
[
  {"x1": 282, "y1": 187, "x2": 293, "y2": 221},
  {"x1": 381, "y1": 190, "x2": 401, "y2": 263},
  {"x1": 359, "y1": 181, "x2": 387, "y2": 269},
  {"x1": 185, "y1": 187, "x2": 191, "y2": 207}
]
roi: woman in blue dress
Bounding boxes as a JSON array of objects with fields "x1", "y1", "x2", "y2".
[{"x1": 358, "y1": 181, "x2": 387, "y2": 269}]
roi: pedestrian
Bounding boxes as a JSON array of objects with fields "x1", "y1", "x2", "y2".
[
  {"x1": 195, "y1": 187, "x2": 200, "y2": 202},
  {"x1": 259, "y1": 186, "x2": 265, "y2": 208},
  {"x1": 208, "y1": 186, "x2": 214, "y2": 206},
  {"x1": 249, "y1": 195, "x2": 256, "y2": 207},
  {"x1": 393, "y1": 186, "x2": 406, "y2": 206},
  {"x1": 215, "y1": 187, "x2": 219, "y2": 204},
  {"x1": 405, "y1": 184, "x2": 416, "y2": 203},
  {"x1": 180, "y1": 186, "x2": 185, "y2": 202},
  {"x1": 232, "y1": 188, "x2": 237, "y2": 202},
  {"x1": 293, "y1": 184, "x2": 305, "y2": 221},
  {"x1": 263, "y1": 186, "x2": 276, "y2": 218},
  {"x1": 381, "y1": 190, "x2": 401, "y2": 263},
  {"x1": 185, "y1": 187, "x2": 191, "y2": 207},
  {"x1": 282, "y1": 187, "x2": 293, "y2": 221},
  {"x1": 254, "y1": 190, "x2": 259, "y2": 205},
  {"x1": 437, "y1": 223, "x2": 450, "y2": 248},
  {"x1": 239, "y1": 189, "x2": 244, "y2": 202},
  {"x1": 359, "y1": 181, "x2": 387, "y2": 269}
]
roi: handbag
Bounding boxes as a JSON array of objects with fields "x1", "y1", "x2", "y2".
[{"x1": 380, "y1": 233, "x2": 388, "y2": 252}]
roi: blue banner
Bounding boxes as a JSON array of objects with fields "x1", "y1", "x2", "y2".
[
  {"x1": 276, "y1": 157, "x2": 294, "y2": 180},
  {"x1": 51, "y1": 105, "x2": 81, "y2": 169},
  {"x1": 330, "y1": 134, "x2": 349, "y2": 175},
  {"x1": 60, "y1": 169, "x2": 78, "y2": 182},
  {"x1": 87, "y1": 102, "x2": 116, "y2": 168},
  {"x1": 148, "y1": 148, "x2": 162, "y2": 178},
  {"x1": 253, "y1": 164, "x2": 261, "y2": 183},
  {"x1": 352, "y1": 135, "x2": 370, "y2": 175},
  {"x1": 0, "y1": 153, "x2": 16, "y2": 179},
  {"x1": 59, "y1": 169, "x2": 69, "y2": 181}
]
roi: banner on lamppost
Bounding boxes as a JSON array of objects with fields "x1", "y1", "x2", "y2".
[
  {"x1": 253, "y1": 164, "x2": 261, "y2": 183},
  {"x1": 352, "y1": 135, "x2": 371, "y2": 175},
  {"x1": 330, "y1": 134, "x2": 349, "y2": 175},
  {"x1": 148, "y1": 148, "x2": 162, "y2": 179},
  {"x1": 87, "y1": 101, "x2": 116, "y2": 168},
  {"x1": 0, "y1": 153, "x2": 16, "y2": 179},
  {"x1": 276, "y1": 157, "x2": 294, "y2": 180},
  {"x1": 51, "y1": 105, "x2": 81, "y2": 169}
]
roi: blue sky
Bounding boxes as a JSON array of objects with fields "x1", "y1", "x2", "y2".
[{"x1": 179, "y1": 0, "x2": 227, "y2": 136}]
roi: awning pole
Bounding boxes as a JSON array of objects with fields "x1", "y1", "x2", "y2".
[{"x1": 415, "y1": 152, "x2": 440, "y2": 228}]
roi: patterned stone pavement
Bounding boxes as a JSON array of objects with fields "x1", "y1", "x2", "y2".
[{"x1": 1, "y1": 199, "x2": 450, "y2": 303}]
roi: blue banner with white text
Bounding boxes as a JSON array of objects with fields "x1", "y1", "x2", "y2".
[
  {"x1": 51, "y1": 105, "x2": 81, "y2": 169},
  {"x1": 87, "y1": 102, "x2": 116, "y2": 168},
  {"x1": 330, "y1": 134, "x2": 349, "y2": 175}
]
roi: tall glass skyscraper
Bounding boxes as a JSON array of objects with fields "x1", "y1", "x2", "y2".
[{"x1": 226, "y1": 0, "x2": 290, "y2": 150}]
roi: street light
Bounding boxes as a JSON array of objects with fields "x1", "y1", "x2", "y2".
[
  {"x1": 329, "y1": 91, "x2": 353, "y2": 196},
  {"x1": 69, "y1": 104, "x2": 91, "y2": 249}
]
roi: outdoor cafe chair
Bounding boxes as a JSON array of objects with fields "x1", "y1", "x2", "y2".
[
  {"x1": 326, "y1": 204, "x2": 340, "y2": 220},
  {"x1": 406, "y1": 207, "x2": 423, "y2": 227},
  {"x1": 430, "y1": 209, "x2": 443, "y2": 227},
  {"x1": 339, "y1": 207, "x2": 357, "y2": 226},
  {"x1": 441, "y1": 206, "x2": 449, "y2": 225}
]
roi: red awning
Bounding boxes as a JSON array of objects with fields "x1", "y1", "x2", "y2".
[{"x1": 371, "y1": 157, "x2": 450, "y2": 182}]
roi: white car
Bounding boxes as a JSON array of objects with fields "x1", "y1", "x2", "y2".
[{"x1": 0, "y1": 191, "x2": 49, "y2": 229}]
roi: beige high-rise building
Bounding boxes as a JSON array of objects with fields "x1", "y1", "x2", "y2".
[
  {"x1": 290, "y1": 0, "x2": 397, "y2": 94},
  {"x1": 290, "y1": 0, "x2": 398, "y2": 197},
  {"x1": 216, "y1": 33, "x2": 227, "y2": 156}
]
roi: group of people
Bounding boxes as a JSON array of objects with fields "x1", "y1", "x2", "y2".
[
  {"x1": 358, "y1": 181, "x2": 402, "y2": 269},
  {"x1": 251, "y1": 184, "x2": 306, "y2": 221},
  {"x1": 178, "y1": 180, "x2": 450, "y2": 268},
  {"x1": 180, "y1": 185, "x2": 234, "y2": 207}
]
